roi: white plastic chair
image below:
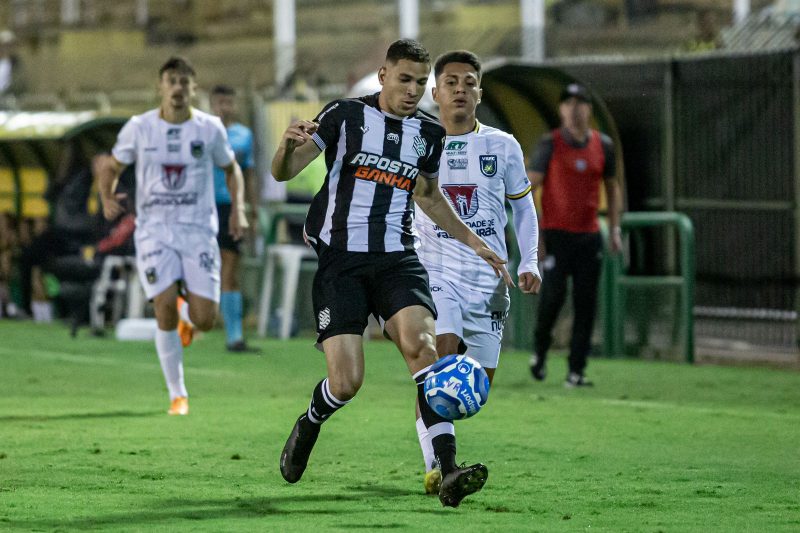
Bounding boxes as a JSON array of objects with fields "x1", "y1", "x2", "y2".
[
  {"x1": 257, "y1": 244, "x2": 317, "y2": 339},
  {"x1": 90, "y1": 256, "x2": 145, "y2": 331}
]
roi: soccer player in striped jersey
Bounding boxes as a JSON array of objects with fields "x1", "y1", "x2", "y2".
[
  {"x1": 272, "y1": 39, "x2": 512, "y2": 508},
  {"x1": 413, "y1": 50, "x2": 542, "y2": 494}
]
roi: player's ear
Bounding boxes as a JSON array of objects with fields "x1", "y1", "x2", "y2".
[
  {"x1": 477, "y1": 87, "x2": 482, "y2": 103},
  {"x1": 378, "y1": 66, "x2": 386, "y2": 86},
  {"x1": 432, "y1": 86, "x2": 439, "y2": 103}
]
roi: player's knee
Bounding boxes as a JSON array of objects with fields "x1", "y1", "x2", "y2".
[
  {"x1": 192, "y1": 314, "x2": 215, "y2": 331},
  {"x1": 436, "y1": 334, "x2": 461, "y2": 357},
  {"x1": 405, "y1": 332, "x2": 437, "y2": 364},
  {"x1": 328, "y1": 375, "x2": 362, "y2": 402},
  {"x1": 156, "y1": 314, "x2": 179, "y2": 330},
  {"x1": 187, "y1": 307, "x2": 216, "y2": 331},
  {"x1": 154, "y1": 303, "x2": 179, "y2": 330}
]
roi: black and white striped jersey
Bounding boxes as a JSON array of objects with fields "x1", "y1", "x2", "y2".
[{"x1": 304, "y1": 93, "x2": 445, "y2": 253}]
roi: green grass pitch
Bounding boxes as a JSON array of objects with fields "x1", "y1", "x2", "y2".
[{"x1": 0, "y1": 321, "x2": 798, "y2": 532}]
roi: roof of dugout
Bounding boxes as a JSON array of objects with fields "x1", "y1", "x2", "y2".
[
  {"x1": 476, "y1": 59, "x2": 624, "y2": 182},
  {"x1": 350, "y1": 60, "x2": 625, "y2": 185},
  {"x1": 0, "y1": 112, "x2": 127, "y2": 176},
  {"x1": 0, "y1": 112, "x2": 127, "y2": 218}
]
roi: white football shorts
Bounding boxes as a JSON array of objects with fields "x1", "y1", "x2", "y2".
[
  {"x1": 429, "y1": 274, "x2": 510, "y2": 369},
  {"x1": 135, "y1": 228, "x2": 221, "y2": 302}
]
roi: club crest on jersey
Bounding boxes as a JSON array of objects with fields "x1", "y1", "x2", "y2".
[
  {"x1": 442, "y1": 184, "x2": 479, "y2": 220},
  {"x1": 190, "y1": 140, "x2": 204, "y2": 158},
  {"x1": 479, "y1": 155, "x2": 497, "y2": 177},
  {"x1": 162, "y1": 164, "x2": 187, "y2": 190},
  {"x1": 413, "y1": 136, "x2": 427, "y2": 157}
]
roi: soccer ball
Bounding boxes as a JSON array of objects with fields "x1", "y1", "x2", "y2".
[{"x1": 423, "y1": 354, "x2": 490, "y2": 420}]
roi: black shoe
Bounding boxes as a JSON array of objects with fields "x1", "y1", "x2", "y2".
[
  {"x1": 226, "y1": 340, "x2": 261, "y2": 354},
  {"x1": 439, "y1": 463, "x2": 489, "y2": 508},
  {"x1": 564, "y1": 372, "x2": 594, "y2": 388},
  {"x1": 529, "y1": 354, "x2": 547, "y2": 381},
  {"x1": 280, "y1": 415, "x2": 320, "y2": 483}
]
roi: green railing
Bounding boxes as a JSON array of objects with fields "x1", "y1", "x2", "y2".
[{"x1": 603, "y1": 212, "x2": 695, "y2": 362}]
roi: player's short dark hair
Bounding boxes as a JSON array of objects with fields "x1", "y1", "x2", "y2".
[
  {"x1": 385, "y1": 39, "x2": 430, "y2": 65},
  {"x1": 158, "y1": 56, "x2": 196, "y2": 78},
  {"x1": 210, "y1": 84, "x2": 236, "y2": 97},
  {"x1": 434, "y1": 50, "x2": 482, "y2": 80}
]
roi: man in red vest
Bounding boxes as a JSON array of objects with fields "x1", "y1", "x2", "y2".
[{"x1": 527, "y1": 83, "x2": 622, "y2": 387}]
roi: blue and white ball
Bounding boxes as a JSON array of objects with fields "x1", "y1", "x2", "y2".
[{"x1": 423, "y1": 354, "x2": 490, "y2": 420}]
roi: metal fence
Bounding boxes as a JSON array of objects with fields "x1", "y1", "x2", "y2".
[{"x1": 554, "y1": 49, "x2": 799, "y2": 355}]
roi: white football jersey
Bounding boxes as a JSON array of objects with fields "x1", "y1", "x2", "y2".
[
  {"x1": 416, "y1": 122, "x2": 532, "y2": 294},
  {"x1": 112, "y1": 108, "x2": 234, "y2": 236}
]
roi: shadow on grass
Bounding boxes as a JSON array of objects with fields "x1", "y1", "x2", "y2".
[
  {"x1": 2, "y1": 488, "x2": 442, "y2": 529},
  {"x1": 0, "y1": 410, "x2": 158, "y2": 423}
]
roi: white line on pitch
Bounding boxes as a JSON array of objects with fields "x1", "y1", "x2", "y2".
[
  {"x1": 599, "y1": 398, "x2": 800, "y2": 420},
  {"x1": 0, "y1": 346, "x2": 239, "y2": 378}
]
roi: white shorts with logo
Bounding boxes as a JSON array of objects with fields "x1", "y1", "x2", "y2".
[
  {"x1": 135, "y1": 226, "x2": 221, "y2": 302},
  {"x1": 429, "y1": 274, "x2": 510, "y2": 369}
]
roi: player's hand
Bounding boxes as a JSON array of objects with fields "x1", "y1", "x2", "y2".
[
  {"x1": 476, "y1": 245, "x2": 515, "y2": 288},
  {"x1": 101, "y1": 193, "x2": 127, "y2": 221},
  {"x1": 282, "y1": 120, "x2": 318, "y2": 151},
  {"x1": 229, "y1": 206, "x2": 249, "y2": 241},
  {"x1": 518, "y1": 272, "x2": 541, "y2": 294}
]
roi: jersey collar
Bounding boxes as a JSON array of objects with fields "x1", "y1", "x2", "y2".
[
  {"x1": 158, "y1": 106, "x2": 194, "y2": 124},
  {"x1": 447, "y1": 120, "x2": 480, "y2": 137}
]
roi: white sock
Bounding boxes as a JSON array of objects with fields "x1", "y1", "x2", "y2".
[
  {"x1": 416, "y1": 417, "x2": 437, "y2": 472},
  {"x1": 178, "y1": 298, "x2": 193, "y2": 326},
  {"x1": 155, "y1": 328, "x2": 187, "y2": 400},
  {"x1": 32, "y1": 301, "x2": 53, "y2": 323}
]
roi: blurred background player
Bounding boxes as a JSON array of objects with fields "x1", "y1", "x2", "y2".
[
  {"x1": 209, "y1": 84, "x2": 260, "y2": 353},
  {"x1": 527, "y1": 83, "x2": 622, "y2": 387},
  {"x1": 97, "y1": 56, "x2": 247, "y2": 415},
  {"x1": 414, "y1": 50, "x2": 542, "y2": 494},
  {"x1": 272, "y1": 39, "x2": 511, "y2": 508}
]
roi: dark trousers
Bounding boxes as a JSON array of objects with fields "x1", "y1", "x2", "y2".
[
  {"x1": 534, "y1": 230, "x2": 602, "y2": 374},
  {"x1": 19, "y1": 228, "x2": 86, "y2": 313}
]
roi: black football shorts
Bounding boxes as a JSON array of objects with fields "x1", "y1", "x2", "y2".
[{"x1": 312, "y1": 243, "x2": 436, "y2": 344}]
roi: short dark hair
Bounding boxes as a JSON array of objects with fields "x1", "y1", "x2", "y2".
[
  {"x1": 210, "y1": 84, "x2": 236, "y2": 97},
  {"x1": 434, "y1": 50, "x2": 482, "y2": 79},
  {"x1": 158, "y1": 56, "x2": 196, "y2": 78},
  {"x1": 385, "y1": 39, "x2": 430, "y2": 65}
]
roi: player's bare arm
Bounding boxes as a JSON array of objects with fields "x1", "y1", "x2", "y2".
[
  {"x1": 414, "y1": 175, "x2": 514, "y2": 287},
  {"x1": 271, "y1": 120, "x2": 321, "y2": 181},
  {"x1": 604, "y1": 177, "x2": 622, "y2": 253},
  {"x1": 243, "y1": 165, "x2": 259, "y2": 232},
  {"x1": 95, "y1": 154, "x2": 127, "y2": 221},
  {"x1": 224, "y1": 160, "x2": 248, "y2": 240}
]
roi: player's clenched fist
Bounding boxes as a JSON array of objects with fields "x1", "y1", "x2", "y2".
[{"x1": 282, "y1": 120, "x2": 318, "y2": 151}]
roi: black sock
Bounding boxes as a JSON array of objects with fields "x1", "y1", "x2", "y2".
[
  {"x1": 414, "y1": 366, "x2": 457, "y2": 476},
  {"x1": 306, "y1": 378, "x2": 349, "y2": 425}
]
